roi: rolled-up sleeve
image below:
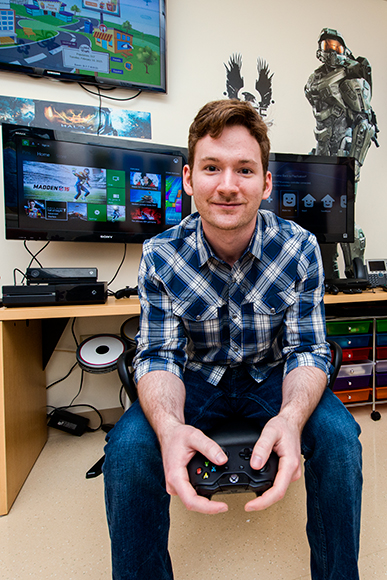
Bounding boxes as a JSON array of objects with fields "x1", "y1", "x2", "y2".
[
  {"x1": 282, "y1": 233, "x2": 331, "y2": 380},
  {"x1": 133, "y1": 245, "x2": 189, "y2": 384}
]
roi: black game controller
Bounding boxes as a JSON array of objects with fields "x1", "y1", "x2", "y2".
[{"x1": 187, "y1": 418, "x2": 278, "y2": 499}]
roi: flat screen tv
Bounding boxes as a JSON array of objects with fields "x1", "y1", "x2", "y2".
[
  {"x1": 262, "y1": 153, "x2": 355, "y2": 244},
  {"x1": 0, "y1": 0, "x2": 166, "y2": 93},
  {"x1": 2, "y1": 122, "x2": 191, "y2": 243}
]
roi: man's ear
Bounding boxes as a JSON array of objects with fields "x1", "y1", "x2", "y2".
[
  {"x1": 262, "y1": 171, "x2": 273, "y2": 200},
  {"x1": 183, "y1": 165, "x2": 194, "y2": 197}
]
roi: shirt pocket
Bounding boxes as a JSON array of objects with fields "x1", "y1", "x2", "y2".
[
  {"x1": 171, "y1": 297, "x2": 223, "y2": 349},
  {"x1": 249, "y1": 289, "x2": 298, "y2": 348}
]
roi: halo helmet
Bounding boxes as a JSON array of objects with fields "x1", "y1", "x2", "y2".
[{"x1": 316, "y1": 28, "x2": 352, "y2": 67}]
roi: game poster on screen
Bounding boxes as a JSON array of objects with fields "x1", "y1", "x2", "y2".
[{"x1": 21, "y1": 160, "x2": 126, "y2": 224}]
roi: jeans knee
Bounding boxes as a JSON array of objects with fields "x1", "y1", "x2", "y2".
[{"x1": 103, "y1": 406, "x2": 164, "y2": 491}]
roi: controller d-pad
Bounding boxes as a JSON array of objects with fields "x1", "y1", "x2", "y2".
[{"x1": 239, "y1": 447, "x2": 253, "y2": 461}]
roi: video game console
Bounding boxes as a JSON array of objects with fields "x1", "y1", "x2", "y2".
[{"x1": 188, "y1": 418, "x2": 278, "y2": 499}]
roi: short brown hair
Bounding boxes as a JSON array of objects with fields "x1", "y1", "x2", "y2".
[{"x1": 188, "y1": 99, "x2": 271, "y2": 174}]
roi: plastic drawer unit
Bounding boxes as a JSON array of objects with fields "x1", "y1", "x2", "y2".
[
  {"x1": 375, "y1": 359, "x2": 387, "y2": 399},
  {"x1": 327, "y1": 320, "x2": 372, "y2": 359},
  {"x1": 332, "y1": 360, "x2": 372, "y2": 404}
]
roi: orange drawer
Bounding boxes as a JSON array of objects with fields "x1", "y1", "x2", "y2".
[
  {"x1": 376, "y1": 386, "x2": 387, "y2": 400},
  {"x1": 334, "y1": 389, "x2": 371, "y2": 403}
]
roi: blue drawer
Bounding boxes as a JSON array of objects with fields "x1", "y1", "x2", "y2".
[{"x1": 329, "y1": 334, "x2": 372, "y2": 349}]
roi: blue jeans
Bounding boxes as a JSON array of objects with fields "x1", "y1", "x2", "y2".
[{"x1": 103, "y1": 365, "x2": 362, "y2": 580}]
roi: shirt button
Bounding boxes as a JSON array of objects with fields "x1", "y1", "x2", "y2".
[
  {"x1": 196, "y1": 315, "x2": 201, "y2": 321},
  {"x1": 270, "y1": 308, "x2": 276, "y2": 314}
]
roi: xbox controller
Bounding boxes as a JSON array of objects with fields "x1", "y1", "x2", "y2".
[{"x1": 187, "y1": 418, "x2": 278, "y2": 499}]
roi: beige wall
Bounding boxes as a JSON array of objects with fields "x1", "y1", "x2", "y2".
[{"x1": 1, "y1": 0, "x2": 386, "y2": 413}]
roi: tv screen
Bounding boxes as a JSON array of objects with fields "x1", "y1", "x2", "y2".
[
  {"x1": 0, "y1": 0, "x2": 166, "y2": 93},
  {"x1": 2, "y1": 122, "x2": 191, "y2": 243},
  {"x1": 262, "y1": 153, "x2": 355, "y2": 244}
]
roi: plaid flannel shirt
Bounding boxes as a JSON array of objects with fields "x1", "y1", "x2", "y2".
[{"x1": 133, "y1": 210, "x2": 331, "y2": 386}]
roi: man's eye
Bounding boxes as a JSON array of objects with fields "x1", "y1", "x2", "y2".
[
  {"x1": 205, "y1": 165, "x2": 217, "y2": 172},
  {"x1": 240, "y1": 168, "x2": 252, "y2": 174}
]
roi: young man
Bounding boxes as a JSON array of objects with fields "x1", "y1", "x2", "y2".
[{"x1": 103, "y1": 100, "x2": 362, "y2": 580}]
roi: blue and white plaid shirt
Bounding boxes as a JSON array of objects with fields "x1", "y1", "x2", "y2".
[{"x1": 134, "y1": 210, "x2": 331, "y2": 386}]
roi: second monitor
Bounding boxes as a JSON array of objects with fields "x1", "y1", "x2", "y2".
[{"x1": 262, "y1": 153, "x2": 355, "y2": 244}]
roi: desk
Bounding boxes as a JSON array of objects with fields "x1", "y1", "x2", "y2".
[{"x1": 0, "y1": 297, "x2": 140, "y2": 515}]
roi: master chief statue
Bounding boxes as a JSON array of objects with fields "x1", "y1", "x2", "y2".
[{"x1": 305, "y1": 28, "x2": 379, "y2": 278}]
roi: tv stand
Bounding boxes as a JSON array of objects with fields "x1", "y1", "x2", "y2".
[{"x1": 0, "y1": 297, "x2": 140, "y2": 515}]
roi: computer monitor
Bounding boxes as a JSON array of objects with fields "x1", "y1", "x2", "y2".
[
  {"x1": 262, "y1": 153, "x2": 355, "y2": 244},
  {"x1": 2, "y1": 122, "x2": 191, "y2": 243}
]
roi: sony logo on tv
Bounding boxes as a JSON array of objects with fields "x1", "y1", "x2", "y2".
[{"x1": 100, "y1": 235, "x2": 113, "y2": 239}]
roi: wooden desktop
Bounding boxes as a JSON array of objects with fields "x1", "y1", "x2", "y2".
[{"x1": 1, "y1": 288, "x2": 387, "y2": 516}]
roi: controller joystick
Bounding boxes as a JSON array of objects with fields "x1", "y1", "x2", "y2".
[{"x1": 187, "y1": 418, "x2": 278, "y2": 499}]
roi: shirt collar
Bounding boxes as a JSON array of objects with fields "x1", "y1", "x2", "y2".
[{"x1": 195, "y1": 211, "x2": 265, "y2": 267}]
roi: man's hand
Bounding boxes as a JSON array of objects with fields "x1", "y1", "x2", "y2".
[
  {"x1": 161, "y1": 423, "x2": 229, "y2": 515},
  {"x1": 244, "y1": 414, "x2": 302, "y2": 512}
]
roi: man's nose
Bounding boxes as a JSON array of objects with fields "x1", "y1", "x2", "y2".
[{"x1": 217, "y1": 169, "x2": 238, "y2": 194}]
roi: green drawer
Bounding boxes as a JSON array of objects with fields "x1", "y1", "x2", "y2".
[
  {"x1": 326, "y1": 320, "x2": 372, "y2": 336},
  {"x1": 376, "y1": 319, "x2": 387, "y2": 333}
]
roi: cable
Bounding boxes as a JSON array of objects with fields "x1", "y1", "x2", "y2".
[
  {"x1": 13, "y1": 268, "x2": 26, "y2": 285},
  {"x1": 68, "y1": 367, "x2": 84, "y2": 407},
  {"x1": 71, "y1": 317, "x2": 79, "y2": 348},
  {"x1": 78, "y1": 83, "x2": 142, "y2": 102},
  {"x1": 108, "y1": 243, "x2": 127, "y2": 287},
  {"x1": 23, "y1": 240, "x2": 50, "y2": 269},
  {"x1": 46, "y1": 361, "x2": 78, "y2": 390}
]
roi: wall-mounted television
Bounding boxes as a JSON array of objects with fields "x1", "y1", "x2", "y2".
[
  {"x1": 0, "y1": 0, "x2": 166, "y2": 93},
  {"x1": 2, "y1": 122, "x2": 191, "y2": 243},
  {"x1": 263, "y1": 153, "x2": 355, "y2": 244}
]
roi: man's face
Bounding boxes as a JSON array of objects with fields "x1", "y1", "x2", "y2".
[{"x1": 183, "y1": 125, "x2": 272, "y2": 238}]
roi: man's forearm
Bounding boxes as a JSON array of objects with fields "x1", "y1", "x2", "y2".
[
  {"x1": 137, "y1": 370, "x2": 186, "y2": 445},
  {"x1": 279, "y1": 366, "x2": 327, "y2": 432}
]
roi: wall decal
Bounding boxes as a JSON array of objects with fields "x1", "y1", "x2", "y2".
[
  {"x1": 223, "y1": 53, "x2": 274, "y2": 124},
  {"x1": 304, "y1": 28, "x2": 379, "y2": 278},
  {"x1": 0, "y1": 95, "x2": 152, "y2": 138}
]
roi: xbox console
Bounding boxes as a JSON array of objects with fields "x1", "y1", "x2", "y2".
[{"x1": 2, "y1": 282, "x2": 107, "y2": 307}]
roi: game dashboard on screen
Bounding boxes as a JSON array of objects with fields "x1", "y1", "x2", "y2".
[
  {"x1": 0, "y1": 0, "x2": 166, "y2": 92},
  {"x1": 264, "y1": 153, "x2": 355, "y2": 244},
  {"x1": 2, "y1": 123, "x2": 191, "y2": 243}
]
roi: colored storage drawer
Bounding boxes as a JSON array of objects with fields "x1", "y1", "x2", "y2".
[
  {"x1": 376, "y1": 320, "x2": 387, "y2": 333},
  {"x1": 376, "y1": 359, "x2": 387, "y2": 373},
  {"x1": 376, "y1": 373, "x2": 387, "y2": 386},
  {"x1": 326, "y1": 320, "x2": 372, "y2": 336},
  {"x1": 329, "y1": 334, "x2": 372, "y2": 349},
  {"x1": 333, "y1": 376, "x2": 372, "y2": 391},
  {"x1": 335, "y1": 389, "x2": 371, "y2": 403},
  {"x1": 377, "y1": 347, "x2": 387, "y2": 359},
  {"x1": 341, "y1": 348, "x2": 372, "y2": 362},
  {"x1": 338, "y1": 360, "x2": 373, "y2": 378},
  {"x1": 376, "y1": 386, "x2": 387, "y2": 400},
  {"x1": 377, "y1": 333, "x2": 387, "y2": 346}
]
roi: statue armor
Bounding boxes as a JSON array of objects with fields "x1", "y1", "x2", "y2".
[{"x1": 305, "y1": 28, "x2": 379, "y2": 277}]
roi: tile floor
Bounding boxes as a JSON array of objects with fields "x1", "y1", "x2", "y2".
[{"x1": 1, "y1": 404, "x2": 387, "y2": 579}]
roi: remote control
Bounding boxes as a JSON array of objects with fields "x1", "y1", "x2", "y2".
[{"x1": 187, "y1": 418, "x2": 278, "y2": 499}]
